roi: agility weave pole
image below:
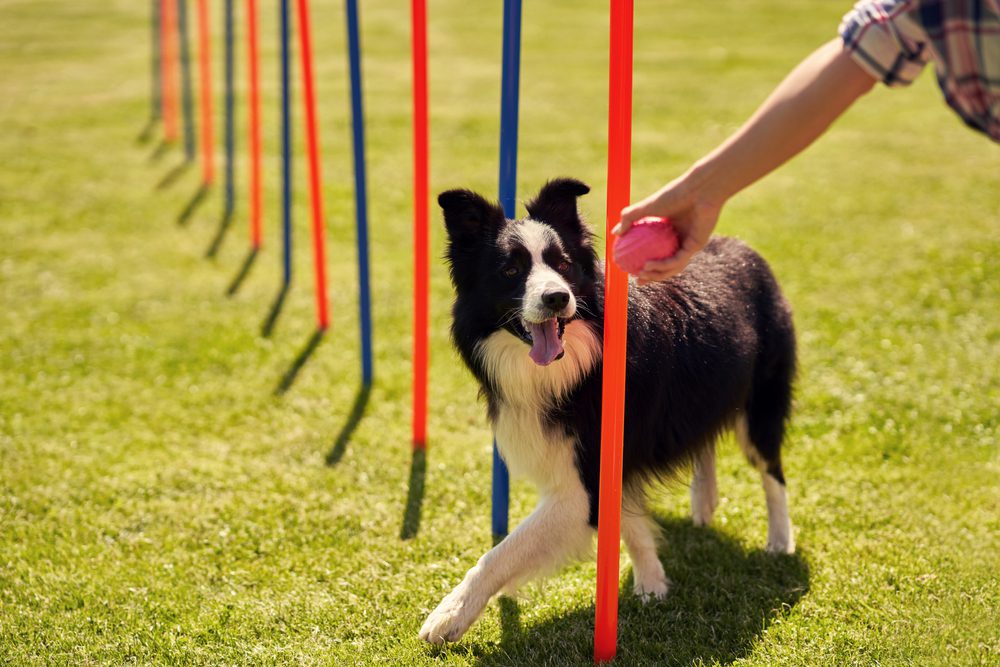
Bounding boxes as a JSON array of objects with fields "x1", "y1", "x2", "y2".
[
  {"x1": 346, "y1": 0, "x2": 374, "y2": 387},
  {"x1": 593, "y1": 0, "x2": 634, "y2": 660},
  {"x1": 224, "y1": 0, "x2": 236, "y2": 220},
  {"x1": 177, "y1": 0, "x2": 196, "y2": 162},
  {"x1": 491, "y1": 0, "x2": 523, "y2": 539},
  {"x1": 411, "y1": 0, "x2": 429, "y2": 449},
  {"x1": 160, "y1": 0, "x2": 180, "y2": 143},
  {"x1": 150, "y1": 0, "x2": 162, "y2": 126},
  {"x1": 280, "y1": 0, "x2": 293, "y2": 286},
  {"x1": 295, "y1": 0, "x2": 330, "y2": 331},
  {"x1": 195, "y1": 0, "x2": 215, "y2": 185},
  {"x1": 246, "y1": 0, "x2": 263, "y2": 250}
]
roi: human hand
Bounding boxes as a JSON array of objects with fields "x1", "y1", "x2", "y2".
[{"x1": 612, "y1": 175, "x2": 721, "y2": 284}]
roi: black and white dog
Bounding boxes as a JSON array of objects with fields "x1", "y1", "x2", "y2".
[{"x1": 419, "y1": 178, "x2": 796, "y2": 644}]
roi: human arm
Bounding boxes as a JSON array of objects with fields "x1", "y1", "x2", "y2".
[{"x1": 616, "y1": 38, "x2": 877, "y2": 283}]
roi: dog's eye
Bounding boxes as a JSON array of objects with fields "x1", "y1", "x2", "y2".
[
  {"x1": 503, "y1": 266, "x2": 520, "y2": 278},
  {"x1": 557, "y1": 260, "x2": 571, "y2": 273}
]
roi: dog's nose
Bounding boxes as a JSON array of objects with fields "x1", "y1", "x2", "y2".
[{"x1": 542, "y1": 289, "x2": 570, "y2": 311}]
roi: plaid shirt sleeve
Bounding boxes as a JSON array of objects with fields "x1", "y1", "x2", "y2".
[
  {"x1": 839, "y1": 0, "x2": 930, "y2": 86},
  {"x1": 840, "y1": 0, "x2": 1000, "y2": 141}
]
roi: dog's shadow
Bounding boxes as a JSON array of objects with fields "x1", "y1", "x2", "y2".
[{"x1": 471, "y1": 517, "x2": 810, "y2": 666}]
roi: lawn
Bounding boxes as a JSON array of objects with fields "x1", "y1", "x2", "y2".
[{"x1": 0, "y1": 0, "x2": 997, "y2": 664}]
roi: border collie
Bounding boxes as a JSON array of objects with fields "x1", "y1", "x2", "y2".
[{"x1": 419, "y1": 178, "x2": 796, "y2": 644}]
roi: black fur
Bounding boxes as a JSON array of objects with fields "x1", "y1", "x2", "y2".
[{"x1": 441, "y1": 178, "x2": 796, "y2": 525}]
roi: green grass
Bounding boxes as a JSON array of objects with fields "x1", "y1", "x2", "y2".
[{"x1": 1, "y1": 0, "x2": 997, "y2": 664}]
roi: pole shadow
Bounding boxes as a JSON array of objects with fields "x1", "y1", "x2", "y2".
[
  {"x1": 226, "y1": 247, "x2": 260, "y2": 296},
  {"x1": 137, "y1": 117, "x2": 159, "y2": 144},
  {"x1": 260, "y1": 282, "x2": 291, "y2": 338},
  {"x1": 497, "y1": 596, "x2": 521, "y2": 646},
  {"x1": 148, "y1": 140, "x2": 172, "y2": 163},
  {"x1": 399, "y1": 447, "x2": 427, "y2": 540},
  {"x1": 273, "y1": 328, "x2": 324, "y2": 396},
  {"x1": 205, "y1": 208, "x2": 235, "y2": 258},
  {"x1": 177, "y1": 185, "x2": 210, "y2": 226},
  {"x1": 325, "y1": 383, "x2": 372, "y2": 466},
  {"x1": 156, "y1": 160, "x2": 193, "y2": 190},
  {"x1": 463, "y1": 517, "x2": 810, "y2": 666}
]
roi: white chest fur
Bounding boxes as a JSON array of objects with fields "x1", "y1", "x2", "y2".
[{"x1": 474, "y1": 320, "x2": 601, "y2": 494}]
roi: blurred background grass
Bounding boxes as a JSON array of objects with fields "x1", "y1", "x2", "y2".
[{"x1": 0, "y1": 0, "x2": 997, "y2": 664}]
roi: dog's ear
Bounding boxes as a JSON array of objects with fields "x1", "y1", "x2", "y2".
[
  {"x1": 439, "y1": 189, "x2": 505, "y2": 242},
  {"x1": 525, "y1": 178, "x2": 590, "y2": 238}
]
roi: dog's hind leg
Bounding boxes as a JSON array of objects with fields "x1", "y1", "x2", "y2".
[
  {"x1": 622, "y1": 499, "x2": 669, "y2": 601},
  {"x1": 735, "y1": 415, "x2": 795, "y2": 554},
  {"x1": 690, "y1": 444, "x2": 719, "y2": 527},
  {"x1": 418, "y1": 481, "x2": 592, "y2": 644}
]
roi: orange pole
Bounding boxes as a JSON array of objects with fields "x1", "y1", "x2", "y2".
[
  {"x1": 196, "y1": 0, "x2": 214, "y2": 184},
  {"x1": 246, "y1": 0, "x2": 262, "y2": 248},
  {"x1": 161, "y1": 0, "x2": 180, "y2": 142},
  {"x1": 411, "y1": 0, "x2": 429, "y2": 450},
  {"x1": 593, "y1": 0, "x2": 633, "y2": 662},
  {"x1": 295, "y1": 0, "x2": 330, "y2": 331}
]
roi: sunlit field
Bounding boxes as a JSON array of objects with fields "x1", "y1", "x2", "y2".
[{"x1": 1, "y1": 0, "x2": 996, "y2": 664}]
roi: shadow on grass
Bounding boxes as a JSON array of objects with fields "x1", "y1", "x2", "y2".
[
  {"x1": 136, "y1": 117, "x2": 158, "y2": 144},
  {"x1": 465, "y1": 517, "x2": 809, "y2": 666},
  {"x1": 326, "y1": 383, "x2": 371, "y2": 466},
  {"x1": 260, "y1": 282, "x2": 290, "y2": 338},
  {"x1": 205, "y1": 208, "x2": 235, "y2": 258},
  {"x1": 399, "y1": 448, "x2": 426, "y2": 540},
  {"x1": 273, "y1": 328, "x2": 324, "y2": 396},
  {"x1": 177, "y1": 185, "x2": 210, "y2": 226},
  {"x1": 156, "y1": 160, "x2": 192, "y2": 190},
  {"x1": 148, "y1": 140, "x2": 171, "y2": 163},
  {"x1": 226, "y1": 247, "x2": 259, "y2": 296}
]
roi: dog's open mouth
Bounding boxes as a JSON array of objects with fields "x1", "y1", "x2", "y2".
[{"x1": 517, "y1": 317, "x2": 568, "y2": 366}]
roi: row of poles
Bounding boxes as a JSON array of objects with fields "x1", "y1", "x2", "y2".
[
  {"x1": 148, "y1": 0, "x2": 633, "y2": 660},
  {"x1": 150, "y1": 0, "x2": 369, "y2": 369}
]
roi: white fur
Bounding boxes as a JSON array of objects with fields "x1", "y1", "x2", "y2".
[
  {"x1": 419, "y1": 432, "x2": 593, "y2": 644},
  {"x1": 690, "y1": 445, "x2": 719, "y2": 527},
  {"x1": 513, "y1": 220, "x2": 576, "y2": 323},
  {"x1": 475, "y1": 320, "x2": 601, "y2": 424},
  {"x1": 420, "y1": 322, "x2": 602, "y2": 644},
  {"x1": 734, "y1": 415, "x2": 795, "y2": 554},
  {"x1": 621, "y1": 503, "x2": 670, "y2": 601},
  {"x1": 762, "y1": 473, "x2": 795, "y2": 554}
]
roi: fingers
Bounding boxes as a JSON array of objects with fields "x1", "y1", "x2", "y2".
[
  {"x1": 615, "y1": 184, "x2": 681, "y2": 236},
  {"x1": 613, "y1": 203, "x2": 643, "y2": 236},
  {"x1": 637, "y1": 247, "x2": 694, "y2": 282}
]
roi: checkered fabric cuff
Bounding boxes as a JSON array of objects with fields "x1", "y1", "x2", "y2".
[{"x1": 839, "y1": 0, "x2": 929, "y2": 87}]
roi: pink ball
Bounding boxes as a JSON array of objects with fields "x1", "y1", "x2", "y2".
[{"x1": 613, "y1": 216, "x2": 679, "y2": 275}]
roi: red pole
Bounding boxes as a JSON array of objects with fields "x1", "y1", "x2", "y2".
[
  {"x1": 246, "y1": 0, "x2": 263, "y2": 248},
  {"x1": 411, "y1": 0, "x2": 429, "y2": 450},
  {"x1": 161, "y1": 0, "x2": 180, "y2": 142},
  {"x1": 295, "y1": 0, "x2": 330, "y2": 331},
  {"x1": 594, "y1": 0, "x2": 633, "y2": 662},
  {"x1": 196, "y1": 0, "x2": 214, "y2": 184}
]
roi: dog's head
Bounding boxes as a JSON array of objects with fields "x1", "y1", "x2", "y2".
[{"x1": 440, "y1": 178, "x2": 599, "y2": 366}]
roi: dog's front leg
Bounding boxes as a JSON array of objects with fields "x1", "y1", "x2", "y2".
[{"x1": 419, "y1": 484, "x2": 592, "y2": 644}]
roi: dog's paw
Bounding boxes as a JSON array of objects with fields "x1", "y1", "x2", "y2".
[
  {"x1": 766, "y1": 519, "x2": 796, "y2": 555},
  {"x1": 633, "y1": 573, "x2": 670, "y2": 602},
  {"x1": 418, "y1": 590, "x2": 479, "y2": 645},
  {"x1": 765, "y1": 534, "x2": 796, "y2": 555}
]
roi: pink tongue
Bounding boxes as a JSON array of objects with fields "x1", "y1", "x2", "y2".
[{"x1": 528, "y1": 319, "x2": 564, "y2": 366}]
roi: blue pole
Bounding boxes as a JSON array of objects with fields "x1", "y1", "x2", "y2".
[
  {"x1": 177, "y1": 0, "x2": 196, "y2": 161},
  {"x1": 345, "y1": 0, "x2": 373, "y2": 386},
  {"x1": 280, "y1": 0, "x2": 293, "y2": 285},
  {"x1": 151, "y1": 0, "x2": 161, "y2": 122},
  {"x1": 492, "y1": 0, "x2": 522, "y2": 539},
  {"x1": 224, "y1": 0, "x2": 236, "y2": 218}
]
